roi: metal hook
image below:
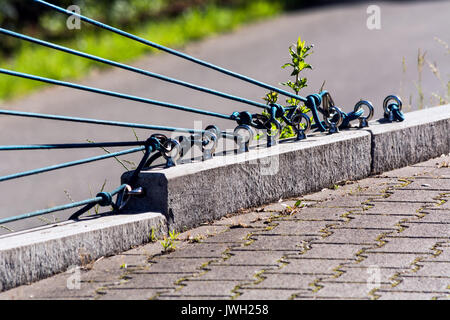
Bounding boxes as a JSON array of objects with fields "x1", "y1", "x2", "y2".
[
  {"x1": 161, "y1": 138, "x2": 182, "y2": 168},
  {"x1": 383, "y1": 95, "x2": 403, "y2": 122},
  {"x1": 115, "y1": 185, "x2": 145, "y2": 211},
  {"x1": 383, "y1": 95, "x2": 403, "y2": 114},
  {"x1": 354, "y1": 100, "x2": 374, "y2": 128},
  {"x1": 202, "y1": 129, "x2": 218, "y2": 160},
  {"x1": 233, "y1": 125, "x2": 254, "y2": 154},
  {"x1": 291, "y1": 111, "x2": 311, "y2": 140},
  {"x1": 324, "y1": 106, "x2": 343, "y2": 134}
]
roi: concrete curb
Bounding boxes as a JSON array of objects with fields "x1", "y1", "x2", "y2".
[
  {"x1": 1, "y1": 105, "x2": 448, "y2": 292},
  {"x1": 366, "y1": 106, "x2": 450, "y2": 174},
  {"x1": 122, "y1": 105, "x2": 449, "y2": 232},
  {"x1": 0, "y1": 212, "x2": 167, "y2": 292},
  {"x1": 122, "y1": 130, "x2": 372, "y2": 232}
]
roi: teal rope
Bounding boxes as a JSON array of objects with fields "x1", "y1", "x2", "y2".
[
  {"x1": 0, "y1": 146, "x2": 146, "y2": 183},
  {"x1": 0, "y1": 68, "x2": 234, "y2": 121},
  {"x1": 0, "y1": 28, "x2": 268, "y2": 110},
  {"x1": 34, "y1": 0, "x2": 308, "y2": 103},
  {"x1": 0, "y1": 184, "x2": 128, "y2": 225}
]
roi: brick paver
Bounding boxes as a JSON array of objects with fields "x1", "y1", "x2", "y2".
[{"x1": 1, "y1": 155, "x2": 449, "y2": 300}]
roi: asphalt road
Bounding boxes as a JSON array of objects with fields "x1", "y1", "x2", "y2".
[{"x1": 0, "y1": 0, "x2": 449, "y2": 232}]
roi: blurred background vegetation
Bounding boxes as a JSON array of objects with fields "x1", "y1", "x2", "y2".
[{"x1": 0, "y1": 0, "x2": 310, "y2": 101}]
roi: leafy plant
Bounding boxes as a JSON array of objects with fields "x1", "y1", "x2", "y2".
[
  {"x1": 263, "y1": 36, "x2": 314, "y2": 139},
  {"x1": 149, "y1": 227, "x2": 158, "y2": 243},
  {"x1": 160, "y1": 229, "x2": 180, "y2": 253}
]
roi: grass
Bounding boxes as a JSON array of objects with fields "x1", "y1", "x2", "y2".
[
  {"x1": 400, "y1": 38, "x2": 450, "y2": 110},
  {"x1": 0, "y1": 0, "x2": 283, "y2": 103}
]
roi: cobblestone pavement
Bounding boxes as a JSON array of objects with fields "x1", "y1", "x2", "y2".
[{"x1": 1, "y1": 155, "x2": 449, "y2": 300}]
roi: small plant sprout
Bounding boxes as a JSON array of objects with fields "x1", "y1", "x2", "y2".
[
  {"x1": 149, "y1": 227, "x2": 158, "y2": 243},
  {"x1": 188, "y1": 234, "x2": 206, "y2": 243},
  {"x1": 282, "y1": 199, "x2": 304, "y2": 215},
  {"x1": 169, "y1": 229, "x2": 181, "y2": 241},
  {"x1": 263, "y1": 36, "x2": 314, "y2": 139},
  {"x1": 160, "y1": 229, "x2": 180, "y2": 253}
]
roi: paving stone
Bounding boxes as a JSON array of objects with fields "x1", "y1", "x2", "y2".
[
  {"x1": 414, "y1": 210, "x2": 450, "y2": 223},
  {"x1": 107, "y1": 272, "x2": 185, "y2": 290},
  {"x1": 237, "y1": 235, "x2": 316, "y2": 251},
  {"x1": 377, "y1": 166, "x2": 437, "y2": 178},
  {"x1": 262, "y1": 201, "x2": 299, "y2": 212},
  {"x1": 213, "y1": 250, "x2": 285, "y2": 266},
  {"x1": 390, "y1": 277, "x2": 450, "y2": 292},
  {"x1": 381, "y1": 189, "x2": 444, "y2": 203},
  {"x1": 196, "y1": 265, "x2": 264, "y2": 281},
  {"x1": 403, "y1": 179, "x2": 450, "y2": 191},
  {"x1": 431, "y1": 247, "x2": 450, "y2": 260},
  {"x1": 413, "y1": 262, "x2": 450, "y2": 277},
  {"x1": 163, "y1": 242, "x2": 231, "y2": 259},
  {"x1": 434, "y1": 200, "x2": 450, "y2": 210},
  {"x1": 99, "y1": 252, "x2": 152, "y2": 269},
  {"x1": 321, "y1": 266, "x2": 398, "y2": 284},
  {"x1": 235, "y1": 289, "x2": 308, "y2": 300},
  {"x1": 167, "y1": 280, "x2": 238, "y2": 297},
  {"x1": 292, "y1": 295, "x2": 370, "y2": 300},
  {"x1": 368, "y1": 237, "x2": 439, "y2": 253},
  {"x1": 395, "y1": 223, "x2": 450, "y2": 238},
  {"x1": 281, "y1": 207, "x2": 359, "y2": 220},
  {"x1": 300, "y1": 186, "x2": 386, "y2": 203},
  {"x1": 201, "y1": 227, "x2": 261, "y2": 244},
  {"x1": 157, "y1": 293, "x2": 231, "y2": 300},
  {"x1": 266, "y1": 258, "x2": 347, "y2": 275},
  {"x1": 313, "y1": 228, "x2": 388, "y2": 244},
  {"x1": 307, "y1": 282, "x2": 372, "y2": 299},
  {"x1": 363, "y1": 201, "x2": 429, "y2": 215},
  {"x1": 75, "y1": 268, "x2": 128, "y2": 284},
  {"x1": 213, "y1": 211, "x2": 275, "y2": 227},
  {"x1": 0, "y1": 271, "x2": 96, "y2": 300},
  {"x1": 377, "y1": 291, "x2": 448, "y2": 300},
  {"x1": 98, "y1": 287, "x2": 167, "y2": 300},
  {"x1": 259, "y1": 220, "x2": 339, "y2": 236},
  {"x1": 146, "y1": 256, "x2": 212, "y2": 274},
  {"x1": 314, "y1": 197, "x2": 373, "y2": 208},
  {"x1": 178, "y1": 225, "x2": 229, "y2": 241},
  {"x1": 241, "y1": 273, "x2": 321, "y2": 291},
  {"x1": 354, "y1": 253, "x2": 433, "y2": 269},
  {"x1": 287, "y1": 244, "x2": 365, "y2": 260},
  {"x1": 341, "y1": 214, "x2": 406, "y2": 229},
  {"x1": 333, "y1": 178, "x2": 397, "y2": 195}
]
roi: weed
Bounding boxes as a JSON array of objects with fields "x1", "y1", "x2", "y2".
[
  {"x1": 402, "y1": 38, "x2": 449, "y2": 109},
  {"x1": 149, "y1": 227, "x2": 158, "y2": 243},
  {"x1": 263, "y1": 36, "x2": 314, "y2": 139},
  {"x1": 187, "y1": 234, "x2": 206, "y2": 243},
  {"x1": 160, "y1": 229, "x2": 180, "y2": 253}
]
